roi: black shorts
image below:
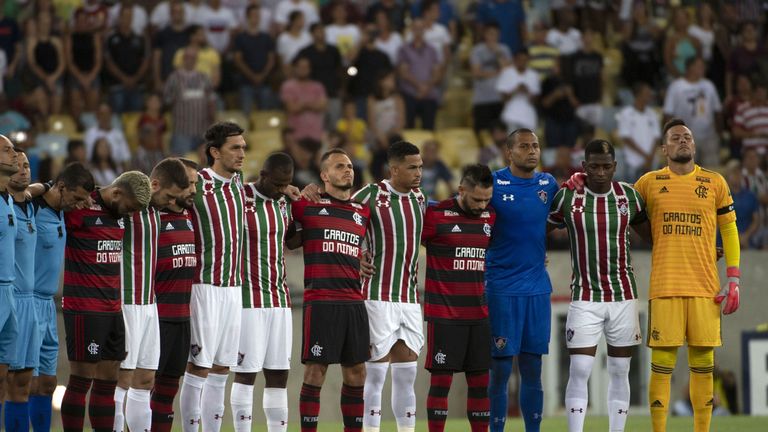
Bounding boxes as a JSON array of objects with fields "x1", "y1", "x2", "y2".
[
  {"x1": 302, "y1": 301, "x2": 370, "y2": 365},
  {"x1": 425, "y1": 320, "x2": 491, "y2": 372},
  {"x1": 157, "y1": 320, "x2": 191, "y2": 378},
  {"x1": 64, "y1": 311, "x2": 126, "y2": 362}
]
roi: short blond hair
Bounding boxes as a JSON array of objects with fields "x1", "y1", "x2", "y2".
[{"x1": 112, "y1": 170, "x2": 151, "y2": 208}]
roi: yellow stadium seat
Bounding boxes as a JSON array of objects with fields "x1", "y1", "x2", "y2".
[
  {"x1": 251, "y1": 110, "x2": 285, "y2": 131},
  {"x1": 401, "y1": 129, "x2": 435, "y2": 148},
  {"x1": 243, "y1": 129, "x2": 284, "y2": 178},
  {"x1": 47, "y1": 114, "x2": 81, "y2": 140},
  {"x1": 436, "y1": 128, "x2": 479, "y2": 168},
  {"x1": 216, "y1": 110, "x2": 250, "y2": 129}
]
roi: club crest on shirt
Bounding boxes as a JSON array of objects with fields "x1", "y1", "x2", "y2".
[
  {"x1": 279, "y1": 200, "x2": 289, "y2": 219},
  {"x1": 538, "y1": 190, "x2": 548, "y2": 204},
  {"x1": 566, "y1": 328, "x2": 575, "y2": 342},
  {"x1": 483, "y1": 223, "x2": 492, "y2": 237},
  {"x1": 190, "y1": 344, "x2": 201, "y2": 357},
  {"x1": 617, "y1": 197, "x2": 629, "y2": 216},
  {"x1": 494, "y1": 337, "x2": 507, "y2": 350},
  {"x1": 353, "y1": 212, "x2": 364, "y2": 226}
]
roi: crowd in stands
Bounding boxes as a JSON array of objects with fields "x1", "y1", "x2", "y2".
[{"x1": 0, "y1": 0, "x2": 766, "y2": 248}]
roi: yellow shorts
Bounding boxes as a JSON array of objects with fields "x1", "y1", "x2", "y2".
[{"x1": 647, "y1": 297, "x2": 721, "y2": 347}]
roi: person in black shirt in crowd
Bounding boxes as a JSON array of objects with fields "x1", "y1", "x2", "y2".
[
  {"x1": 65, "y1": 8, "x2": 103, "y2": 127},
  {"x1": 105, "y1": 7, "x2": 150, "y2": 114},
  {"x1": 540, "y1": 58, "x2": 580, "y2": 148},
  {"x1": 297, "y1": 23, "x2": 344, "y2": 129},
  {"x1": 348, "y1": 29, "x2": 392, "y2": 119},
  {"x1": 233, "y1": 5, "x2": 277, "y2": 115},
  {"x1": 563, "y1": 31, "x2": 603, "y2": 131},
  {"x1": 152, "y1": 0, "x2": 189, "y2": 92}
]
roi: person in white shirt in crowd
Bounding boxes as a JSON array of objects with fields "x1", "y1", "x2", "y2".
[
  {"x1": 151, "y1": 0, "x2": 205, "y2": 29},
  {"x1": 546, "y1": 7, "x2": 582, "y2": 56},
  {"x1": 663, "y1": 56, "x2": 723, "y2": 167},
  {"x1": 84, "y1": 103, "x2": 131, "y2": 172},
  {"x1": 373, "y1": 10, "x2": 402, "y2": 66},
  {"x1": 325, "y1": 2, "x2": 361, "y2": 63},
  {"x1": 616, "y1": 82, "x2": 661, "y2": 181},
  {"x1": 408, "y1": 0, "x2": 451, "y2": 66},
  {"x1": 196, "y1": 0, "x2": 238, "y2": 54},
  {"x1": 108, "y1": 0, "x2": 148, "y2": 35},
  {"x1": 274, "y1": 0, "x2": 318, "y2": 32},
  {"x1": 276, "y1": 11, "x2": 312, "y2": 74},
  {"x1": 733, "y1": 81, "x2": 768, "y2": 156},
  {"x1": 496, "y1": 48, "x2": 540, "y2": 131}
]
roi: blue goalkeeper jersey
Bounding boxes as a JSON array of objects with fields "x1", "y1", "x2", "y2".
[{"x1": 485, "y1": 168, "x2": 558, "y2": 296}]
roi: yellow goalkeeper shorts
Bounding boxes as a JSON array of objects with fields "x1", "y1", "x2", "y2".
[{"x1": 647, "y1": 297, "x2": 721, "y2": 347}]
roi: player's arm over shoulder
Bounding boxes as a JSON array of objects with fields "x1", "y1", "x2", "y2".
[
  {"x1": 421, "y1": 204, "x2": 439, "y2": 245},
  {"x1": 352, "y1": 183, "x2": 375, "y2": 205},
  {"x1": 546, "y1": 188, "x2": 567, "y2": 231}
]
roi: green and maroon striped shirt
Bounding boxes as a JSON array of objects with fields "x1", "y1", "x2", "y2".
[{"x1": 121, "y1": 206, "x2": 160, "y2": 305}]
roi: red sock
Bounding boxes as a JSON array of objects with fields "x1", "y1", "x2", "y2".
[
  {"x1": 427, "y1": 372, "x2": 453, "y2": 432},
  {"x1": 299, "y1": 383, "x2": 321, "y2": 432},
  {"x1": 61, "y1": 375, "x2": 92, "y2": 432},
  {"x1": 88, "y1": 379, "x2": 117, "y2": 432},
  {"x1": 466, "y1": 371, "x2": 490, "y2": 432},
  {"x1": 151, "y1": 375, "x2": 180, "y2": 432},
  {"x1": 340, "y1": 384, "x2": 364, "y2": 432}
]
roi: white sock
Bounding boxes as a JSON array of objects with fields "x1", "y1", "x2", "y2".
[
  {"x1": 363, "y1": 362, "x2": 389, "y2": 432},
  {"x1": 201, "y1": 373, "x2": 229, "y2": 432},
  {"x1": 125, "y1": 388, "x2": 152, "y2": 432},
  {"x1": 230, "y1": 382, "x2": 254, "y2": 432},
  {"x1": 607, "y1": 356, "x2": 631, "y2": 432},
  {"x1": 113, "y1": 386, "x2": 127, "y2": 432},
  {"x1": 180, "y1": 372, "x2": 206, "y2": 432},
  {"x1": 263, "y1": 387, "x2": 289, "y2": 432},
  {"x1": 565, "y1": 354, "x2": 595, "y2": 432},
  {"x1": 390, "y1": 361, "x2": 418, "y2": 431}
]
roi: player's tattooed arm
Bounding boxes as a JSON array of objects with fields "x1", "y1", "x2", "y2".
[{"x1": 285, "y1": 223, "x2": 302, "y2": 250}]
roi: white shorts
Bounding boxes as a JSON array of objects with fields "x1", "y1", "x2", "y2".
[
  {"x1": 365, "y1": 300, "x2": 424, "y2": 361},
  {"x1": 565, "y1": 300, "x2": 642, "y2": 349},
  {"x1": 121, "y1": 304, "x2": 160, "y2": 370},
  {"x1": 231, "y1": 307, "x2": 292, "y2": 373},
  {"x1": 188, "y1": 284, "x2": 242, "y2": 368}
]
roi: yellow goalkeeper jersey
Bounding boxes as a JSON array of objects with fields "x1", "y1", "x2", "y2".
[{"x1": 634, "y1": 165, "x2": 736, "y2": 299}]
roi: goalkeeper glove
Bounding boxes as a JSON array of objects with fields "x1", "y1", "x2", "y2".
[{"x1": 715, "y1": 267, "x2": 740, "y2": 315}]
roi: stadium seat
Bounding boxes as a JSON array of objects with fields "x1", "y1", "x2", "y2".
[
  {"x1": 436, "y1": 128, "x2": 479, "y2": 168},
  {"x1": 47, "y1": 114, "x2": 80, "y2": 140},
  {"x1": 251, "y1": 110, "x2": 285, "y2": 131},
  {"x1": 401, "y1": 129, "x2": 435, "y2": 148},
  {"x1": 80, "y1": 112, "x2": 122, "y2": 131},
  {"x1": 244, "y1": 129, "x2": 283, "y2": 178},
  {"x1": 121, "y1": 112, "x2": 142, "y2": 152},
  {"x1": 216, "y1": 110, "x2": 250, "y2": 129},
  {"x1": 35, "y1": 133, "x2": 70, "y2": 158}
]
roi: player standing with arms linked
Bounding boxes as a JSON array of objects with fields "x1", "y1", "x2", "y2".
[
  {"x1": 59, "y1": 171, "x2": 151, "y2": 432},
  {"x1": 151, "y1": 159, "x2": 200, "y2": 432},
  {"x1": 485, "y1": 129, "x2": 558, "y2": 432},
  {"x1": 422, "y1": 164, "x2": 495, "y2": 432},
  {"x1": 634, "y1": 119, "x2": 741, "y2": 432},
  {"x1": 0, "y1": 135, "x2": 18, "y2": 427},
  {"x1": 29, "y1": 163, "x2": 94, "y2": 431},
  {"x1": 549, "y1": 140, "x2": 649, "y2": 432},
  {"x1": 179, "y1": 122, "x2": 247, "y2": 432},
  {"x1": 230, "y1": 152, "x2": 299, "y2": 432},
  {"x1": 292, "y1": 149, "x2": 370, "y2": 432}
]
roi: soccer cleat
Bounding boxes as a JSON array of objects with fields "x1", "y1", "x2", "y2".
[{"x1": 715, "y1": 267, "x2": 740, "y2": 314}]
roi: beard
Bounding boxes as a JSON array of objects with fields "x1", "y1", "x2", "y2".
[
  {"x1": 331, "y1": 180, "x2": 353, "y2": 191},
  {"x1": 670, "y1": 153, "x2": 693, "y2": 164}
]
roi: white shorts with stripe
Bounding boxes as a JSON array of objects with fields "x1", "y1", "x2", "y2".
[
  {"x1": 231, "y1": 307, "x2": 292, "y2": 373},
  {"x1": 365, "y1": 300, "x2": 424, "y2": 361},
  {"x1": 565, "y1": 299, "x2": 642, "y2": 349},
  {"x1": 188, "y1": 284, "x2": 242, "y2": 368},
  {"x1": 121, "y1": 304, "x2": 160, "y2": 370}
]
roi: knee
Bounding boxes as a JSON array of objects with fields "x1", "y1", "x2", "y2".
[
  {"x1": 39, "y1": 377, "x2": 58, "y2": 396},
  {"x1": 343, "y1": 364, "x2": 366, "y2": 387},
  {"x1": 569, "y1": 359, "x2": 593, "y2": 382},
  {"x1": 365, "y1": 363, "x2": 388, "y2": 387},
  {"x1": 303, "y1": 364, "x2": 327, "y2": 386},
  {"x1": 651, "y1": 347, "x2": 678, "y2": 368},
  {"x1": 687, "y1": 347, "x2": 714, "y2": 368},
  {"x1": 606, "y1": 356, "x2": 631, "y2": 377}
]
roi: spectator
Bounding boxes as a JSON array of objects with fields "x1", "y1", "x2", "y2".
[
  {"x1": 336, "y1": 99, "x2": 367, "y2": 158},
  {"x1": 474, "y1": 0, "x2": 526, "y2": 54},
  {"x1": 84, "y1": 103, "x2": 131, "y2": 171},
  {"x1": 733, "y1": 81, "x2": 768, "y2": 155},
  {"x1": 528, "y1": 21, "x2": 559, "y2": 78},
  {"x1": 274, "y1": 0, "x2": 319, "y2": 32},
  {"x1": 0, "y1": 93, "x2": 29, "y2": 136},
  {"x1": 742, "y1": 147, "x2": 768, "y2": 249},
  {"x1": 620, "y1": 0, "x2": 661, "y2": 90},
  {"x1": 72, "y1": 0, "x2": 109, "y2": 34},
  {"x1": 233, "y1": 4, "x2": 277, "y2": 114},
  {"x1": 411, "y1": 0, "x2": 452, "y2": 66},
  {"x1": 64, "y1": 139, "x2": 87, "y2": 166},
  {"x1": 724, "y1": 75, "x2": 753, "y2": 157},
  {"x1": 496, "y1": 48, "x2": 540, "y2": 131},
  {"x1": 276, "y1": 11, "x2": 311, "y2": 73},
  {"x1": 104, "y1": 6, "x2": 151, "y2": 114},
  {"x1": 90, "y1": 137, "x2": 120, "y2": 186},
  {"x1": 725, "y1": 160, "x2": 760, "y2": 248},
  {"x1": 478, "y1": 120, "x2": 508, "y2": 170},
  {"x1": 410, "y1": 0, "x2": 457, "y2": 37},
  {"x1": 288, "y1": 137, "x2": 322, "y2": 189},
  {"x1": 173, "y1": 24, "x2": 221, "y2": 88},
  {"x1": 320, "y1": 0, "x2": 363, "y2": 26},
  {"x1": 298, "y1": 23, "x2": 344, "y2": 128},
  {"x1": 470, "y1": 22, "x2": 511, "y2": 132},
  {"x1": 373, "y1": 10, "x2": 403, "y2": 66},
  {"x1": 688, "y1": 3, "x2": 716, "y2": 65},
  {"x1": 617, "y1": 82, "x2": 661, "y2": 181},
  {"x1": 325, "y1": 1, "x2": 361, "y2": 62},
  {"x1": 726, "y1": 21, "x2": 765, "y2": 100},
  {"x1": 18, "y1": 0, "x2": 63, "y2": 35},
  {"x1": 365, "y1": 0, "x2": 406, "y2": 33},
  {"x1": 65, "y1": 9, "x2": 103, "y2": 124},
  {"x1": 164, "y1": 47, "x2": 216, "y2": 155},
  {"x1": 108, "y1": 0, "x2": 148, "y2": 35},
  {"x1": 24, "y1": 13, "x2": 65, "y2": 122},
  {"x1": 663, "y1": 56, "x2": 723, "y2": 167},
  {"x1": 397, "y1": 19, "x2": 442, "y2": 130},
  {"x1": 280, "y1": 56, "x2": 327, "y2": 141},
  {"x1": 539, "y1": 58, "x2": 579, "y2": 148},
  {"x1": 137, "y1": 93, "x2": 167, "y2": 158},
  {"x1": 663, "y1": 7, "x2": 701, "y2": 79},
  {"x1": 348, "y1": 29, "x2": 392, "y2": 118},
  {"x1": 368, "y1": 70, "x2": 405, "y2": 149},
  {"x1": 546, "y1": 7, "x2": 582, "y2": 56},
  {"x1": 152, "y1": 0, "x2": 190, "y2": 91},
  {"x1": 196, "y1": 0, "x2": 237, "y2": 54},
  {"x1": 566, "y1": 31, "x2": 604, "y2": 130},
  {"x1": 544, "y1": 146, "x2": 578, "y2": 185},
  {"x1": 420, "y1": 139, "x2": 454, "y2": 199},
  {"x1": 0, "y1": 1, "x2": 21, "y2": 87},
  {"x1": 150, "y1": 0, "x2": 204, "y2": 29}
]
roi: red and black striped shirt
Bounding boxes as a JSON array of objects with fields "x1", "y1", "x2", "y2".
[
  {"x1": 62, "y1": 190, "x2": 125, "y2": 314},
  {"x1": 155, "y1": 210, "x2": 196, "y2": 321},
  {"x1": 292, "y1": 195, "x2": 370, "y2": 303},
  {"x1": 422, "y1": 199, "x2": 496, "y2": 324}
]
